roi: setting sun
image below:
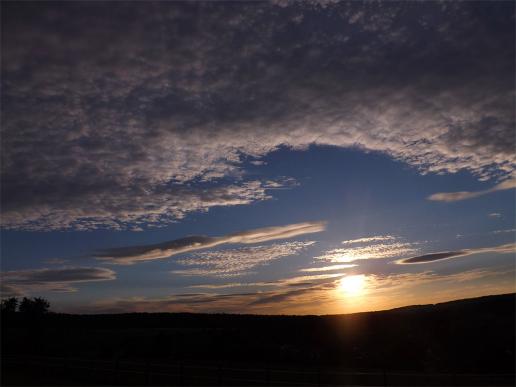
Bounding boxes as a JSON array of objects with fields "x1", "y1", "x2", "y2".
[{"x1": 338, "y1": 275, "x2": 366, "y2": 297}]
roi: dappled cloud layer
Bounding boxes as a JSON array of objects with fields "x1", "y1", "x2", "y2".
[
  {"x1": 173, "y1": 241, "x2": 316, "y2": 277},
  {"x1": 2, "y1": 1, "x2": 514, "y2": 230},
  {"x1": 316, "y1": 235, "x2": 418, "y2": 263}
]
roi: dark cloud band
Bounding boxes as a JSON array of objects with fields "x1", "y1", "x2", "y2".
[
  {"x1": 400, "y1": 251, "x2": 468, "y2": 264},
  {"x1": 1, "y1": 267, "x2": 116, "y2": 295},
  {"x1": 397, "y1": 243, "x2": 515, "y2": 264}
]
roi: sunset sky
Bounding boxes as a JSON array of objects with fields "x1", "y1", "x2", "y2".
[{"x1": 1, "y1": 1, "x2": 515, "y2": 314}]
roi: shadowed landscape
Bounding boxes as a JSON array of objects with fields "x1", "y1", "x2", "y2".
[{"x1": 2, "y1": 293, "x2": 514, "y2": 386}]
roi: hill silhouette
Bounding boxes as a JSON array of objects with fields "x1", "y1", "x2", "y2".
[{"x1": 1, "y1": 293, "x2": 514, "y2": 386}]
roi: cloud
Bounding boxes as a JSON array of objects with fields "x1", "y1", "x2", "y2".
[
  {"x1": 355, "y1": 267, "x2": 515, "y2": 306},
  {"x1": 97, "y1": 221, "x2": 325, "y2": 264},
  {"x1": 341, "y1": 235, "x2": 397, "y2": 245},
  {"x1": 77, "y1": 278, "x2": 340, "y2": 314},
  {"x1": 299, "y1": 264, "x2": 356, "y2": 273},
  {"x1": 488, "y1": 213, "x2": 502, "y2": 218},
  {"x1": 428, "y1": 179, "x2": 516, "y2": 202},
  {"x1": 1, "y1": 179, "x2": 289, "y2": 231},
  {"x1": 248, "y1": 285, "x2": 327, "y2": 306},
  {"x1": 0, "y1": 267, "x2": 116, "y2": 294},
  {"x1": 82, "y1": 293, "x2": 260, "y2": 314},
  {"x1": 316, "y1": 236, "x2": 419, "y2": 263},
  {"x1": 397, "y1": 243, "x2": 516, "y2": 264},
  {"x1": 0, "y1": 283, "x2": 23, "y2": 298},
  {"x1": 366, "y1": 267, "x2": 515, "y2": 293},
  {"x1": 271, "y1": 273, "x2": 344, "y2": 287},
  {"x1": 172, "y1": 241, "x2": 316, "y2": 277},
  {"x1": 62, "y1": 266, "x2": 514, "y2": 314},
  {"x1": 1, "y1": 2, "x2": 514, "y2": 230},
  {"x1": 398, "y1": 251, "x2": 468, "y2": 264},
  {"x1": 188, "y1": 273, "x2": 343, "y2": 289},
  {"x1": 490, "y1": 229, "x2": 516, "y2": 235},
  {"x1": 44, "y1": 258, "x2": 69, "y2": 265}
]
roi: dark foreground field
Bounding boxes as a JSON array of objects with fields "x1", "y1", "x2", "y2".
[{"x1": 1, "y1": 293, "x2": 515, "y2": 386}]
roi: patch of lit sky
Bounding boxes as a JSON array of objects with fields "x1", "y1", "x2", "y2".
[{"x1": 2, "y1": 147, "x2": 515, "y2": 312}]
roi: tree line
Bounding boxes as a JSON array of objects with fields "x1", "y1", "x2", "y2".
[{"x1": 1, "y1": 297, "x2": 50, "y2": 314}]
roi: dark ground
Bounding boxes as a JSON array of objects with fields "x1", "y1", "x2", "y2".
[{"x1": 1, "y1": 293, "x2": 515, "y2": 386}]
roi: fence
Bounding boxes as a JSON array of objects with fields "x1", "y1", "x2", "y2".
[{"x1": 2, "y1": 355, "x2": 515, "y2": 386}]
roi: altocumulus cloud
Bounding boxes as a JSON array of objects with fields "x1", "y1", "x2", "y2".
[
  {"x1": 316, "y1": 235, "x2": 419, "y2": 263},
  {"x1": 1, "y1": 267, "x2": 116, "y2": 295},
  {"x1": 96, "y1": 221, "x2": 325, "y2": 264},
  {"x1": 173, "y1": 241, "x2": 316, "y2": 277},
  {"x1": 1, "y1": 2, "x2": 514, "y2": 230},
  {"x1": 397, "y1": 243, "x2": 516, "y2": 264}
]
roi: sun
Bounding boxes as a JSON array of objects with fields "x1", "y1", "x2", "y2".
[{"x1": 338, "y1": 275, "x2": 366, "y2": 297}]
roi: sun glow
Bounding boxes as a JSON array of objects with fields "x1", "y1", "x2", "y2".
[{"x1": 338, "y1": 275, "x2": 366, "y2": 297}]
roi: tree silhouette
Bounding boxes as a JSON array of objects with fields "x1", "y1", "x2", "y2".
[
  {"x1": 1, "y1": 297, "x2": 18, "y2": 313},
  {"x1": 19, "y1": 297, "x2": 50, "y2": 314}
]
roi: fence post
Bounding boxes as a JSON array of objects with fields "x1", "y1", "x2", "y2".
[
  {"x1": 63, "y1": 357, "x2": 68, "y2": 378},
  {"x1": 114, "y1": 358, "x2": 119, "y2": 385},
  {"x1": 89, "y1": 359, "x2": 95, "y2": 383},
  {"x1": 145, "y1": 360, "x2": 151, "y2": 386},
  {"x1": 383, "y1": 368, "x2": 387, "y2": 386}
]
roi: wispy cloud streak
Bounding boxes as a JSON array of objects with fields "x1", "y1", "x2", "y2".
[
  {"x1": 1, "y1": 267, "x2": 116, "y2": 295},
  {"x1": 299, "y1": 264, "x2": 357, "y2": 273},
  {"x1": 97, "y1": 221, "x2": 325, "y2": 264},
  {"x1": 428, "y1": 180, "x2": 516, "y2": 202},
  {"x1": 397, "y1": 243, "x2": 515, "y2": 264},
  {"x1": 341, "y1": 236, "x2": 396, "y2": 245}
]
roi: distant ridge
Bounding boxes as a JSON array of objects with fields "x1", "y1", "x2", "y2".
[
  {"x1": 351, "y1": 292, "x2": 516, "y2": 315},
  {"x1": 57, "y1": 292, "x2": 515, "y2": 317}
]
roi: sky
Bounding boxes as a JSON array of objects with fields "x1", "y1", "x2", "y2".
[{"x1": 1, "y1": 0, "x2": 515, "y2": 315}]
